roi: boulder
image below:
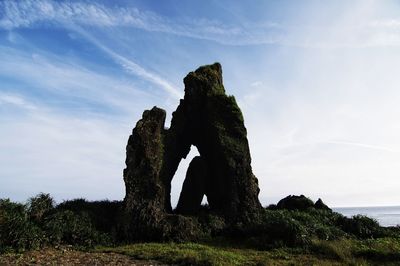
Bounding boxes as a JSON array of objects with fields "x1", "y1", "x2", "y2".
[
  {"x1": 314, "y1": 198, "x2": 332, "y2": 211},
  {"x1": 276, "y1": 195, "x2": 315, "y2": 211},
  {"x1": 275, "y1": 195, "x2": 332, "y2": 212}
]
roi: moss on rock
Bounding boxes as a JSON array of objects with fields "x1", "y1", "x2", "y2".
[{"x1": 122, "y1": 63, "x2": 262, "y2": 241}]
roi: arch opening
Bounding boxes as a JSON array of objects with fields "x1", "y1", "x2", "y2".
[{"x1": 170, "y1": 145, "x2": 200, "y2": 210}]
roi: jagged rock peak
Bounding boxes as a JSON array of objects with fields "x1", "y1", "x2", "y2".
[
  {"x1": 121, "y1": 63, "x2": 262, "y2": 241},
  {"x1": 184, "y1": 62, "x2": 225, "y2": 96}
]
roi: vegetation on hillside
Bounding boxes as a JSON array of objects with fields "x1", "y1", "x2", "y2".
[
  {"x1": 0, "y1": 193, "x2": 399, "y2": 265},
  {"x1": 0, "y1": 193, "x2": 115, "y2": 253}
]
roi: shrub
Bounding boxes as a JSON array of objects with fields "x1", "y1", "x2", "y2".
[
  {"x1": 28, "y1": 193, "x2": 55, "y2": 223},
  {"x1": 353, "y1": 238, "x2": 400, "y2": 261},
  {"x1": 0, "y1": 199, "x2": 46, "y2": 252},
  {"x1": 0, "y1": 195, "x2": 114, "y2": 253},
  {"x1": 226, "y1": 210, "x2": 311, "y2": 248},
  {"x1": 338, "y1": 215, "x2": 385, "y2": 239},
  {"x1": 56, "y1": 198, "x2": 122, "y2": 234},
  {"x1": 257, "y1": 210, "x2": 311, "y2": 247},
  {"x1": 288, "y1": 209, "x2": 346, "y2": 240},
  {"x1": 44, "y1": 210, "x2": 110, "y2": 247},
  {"x1": 197, "y1": 213, "x2": 226, "y2": 238}
]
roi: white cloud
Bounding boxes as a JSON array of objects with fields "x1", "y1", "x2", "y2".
[
  {"x1": 70, "y1": 26, "x2": 183, "y2": 99},
  {"x1": 0, "y1": 106, "x2": 128, "y2": 202},
  {"x1": 0, "y1": 0, "x2": 279, "y2": 46},
  {"x1": 0, "y1": 93, "x2": 37, "y2": 110},
  {"x1": 250, "y1": 81, "x2": 262, "y2": 87},
  {"x1": 0, "y1": 47, "x2": 163, "y2": 202},
  {"x1": 323, "y1": 140, "x2": 400, "y2": 154},
  {"x1": 2, "y1": 0, "x2": 396, "y2": 48},
  {"x1": 0, "y1": 45, "x2": 159, "y2": 113},
  {"x1": 237, "y1": 39, "x2": 400, "y2": 206},
  {"x1": 370, "y1": 19, "x2": 400, "y2": 28},
  {"x1": 0, "y1": 0, "x2": 213, "y2": 100}
]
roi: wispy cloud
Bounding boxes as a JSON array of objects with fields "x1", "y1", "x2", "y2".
[
  {"x1": 324, "y1": 140, "x2": 400, "y2": 153},
  {"x1": 0, "y1": 1, "x2": 184, "y2": 202},
  {"x1": 2, "y1": 0, "x2": 400, "y2": 48},
  {"x1": 370, "y1": 19, "x2": 400, "y2": 28},
  {"x1": 0, "y1": 103, "x2": 128, "y2": 202},
  {"x1": 0, "y1": 45, "x2": 158, "y2": 114},
  {"x1": 0, "y1": 93, "x2": 37, "y2": 110},
  {"x1": 71, "y1": 26, "x2": 183, "y2": 99},
  {"x1": 0, "y1": 0, "x2": 197, "y2": 100},
  {"x1": 0, "y1": 0, "x2": 279, "y2": 46},
  {"x1": 0, "y1": 45, "x2": 162, "y2": 202}
]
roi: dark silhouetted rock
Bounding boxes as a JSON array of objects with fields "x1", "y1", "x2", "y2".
[
  {"x1": 314, "y1": 198, "x2": 331, "y2": 211},
  {"x1": 265, "y1": 204, "x2": 278, "y2": 210},
  {"x1": 276, "y1": 195, "x2": 315, "y2": 211},
  {"x1": 162, "y1": 63, "x2": 261, "y2": 219},
  {"x1": 122, "y1": 63, "x2": 262, "y2": 240},
  {"x1": 121, "y1": 107, "x2": 199, "y2": 241}
]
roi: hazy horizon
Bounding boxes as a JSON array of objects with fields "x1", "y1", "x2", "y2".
[{"x1": 1, "y1": 0, "x2": 400, "y2": 208}]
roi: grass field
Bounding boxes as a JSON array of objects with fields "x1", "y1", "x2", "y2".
[
  {"x1": 1, "y1": 238, "x2": 399, "y2": 265},
  {"x1": 96, "y1": 238, "x2": 400, "y2": 265}
]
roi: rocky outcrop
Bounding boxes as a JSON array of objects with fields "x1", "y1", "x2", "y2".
[
  {"x1": 121, "y1": 107, "x2": 167, "y2": 240},
  {"x1": 275, "y1": 195, "x2": 332, "y2": 211},
  {"x1": 122, "y1": 63, "x2": 262, "y2": 240},
  {"x1": 276, "y1": 195, "x2": 315, "y2": 211},
  {"x1": 314, "y1": 198, "x2": 332, "y2": 211},
  {"x1": 121, "y1": 107, "x2": 200, "y2": 241}
]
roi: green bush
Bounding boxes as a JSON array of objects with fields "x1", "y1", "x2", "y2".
[
  {"x1": 257, "y1": 210, "x2": 311, "y2": 247},
  {"x1": 0, "y1": 194, "x2": 114, "y2": 253},
  {"x1": 223, "y1": 208, "x2": 387, "y2": 249},
  {"x1": 288, "y1": 209, "x2": 346, "y2": 240},
  {"x1": 338, "y1": 215, "x2": 385, "y2": 239},
  {"x1": 353, "y1": 238, "x2": 400, "y2": 261},
  {"x1": 0, "y1": 199, "x2": 46, "y2": 252},
  {"x1": 28, "y1": 193, "x2": 55, "y2": 223},
  {"x1": 56, "y1": 198, "x2": 121, "y2": 234},
  {"x1": 226, "y1": 210, "x2": 311, "y2": 248},
  {"x1": 197, "y1": 215, "x2": 226, "y2": 239},
  {"x1": 44, "y1": 210, "x2": 110, "y2": 247}
]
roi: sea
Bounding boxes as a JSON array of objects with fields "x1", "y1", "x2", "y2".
[{"x1": 334, "y1": 206, "x2": 400, "y2": 227}]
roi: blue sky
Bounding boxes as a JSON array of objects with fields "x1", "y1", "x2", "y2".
[{"x1": 1, "y1": 0, "x2": 400, "y2": 207}]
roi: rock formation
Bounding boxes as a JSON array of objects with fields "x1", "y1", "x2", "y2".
[
  {"x1": 122, "y1": 63, "x2": 261, "y2": 240},
  {"x1": 314, "y1": 198, "x2": 332, "y2": 211},
  {"x1": 275, "y1": 195, "x2": 332, "y2": 211},
  {"x1": 276, "y1": 195, "x2": 315, "y2": 211}
]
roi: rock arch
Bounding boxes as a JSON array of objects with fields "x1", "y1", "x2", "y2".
[{"x1": 122, "y1": 63, "x2": 262, "y2": 240}]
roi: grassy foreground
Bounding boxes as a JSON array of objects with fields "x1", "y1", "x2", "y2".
[{"x1": 96, "y1": 238, "x2": 400, "y2": 265}]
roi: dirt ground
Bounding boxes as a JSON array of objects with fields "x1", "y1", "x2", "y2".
[{"x1": 0, "y1": 247, "x2": 166, "y2": 266}]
